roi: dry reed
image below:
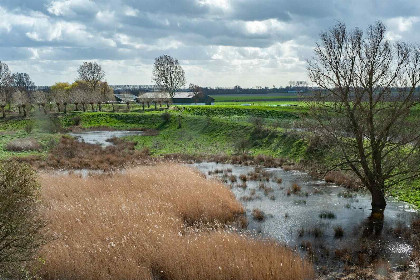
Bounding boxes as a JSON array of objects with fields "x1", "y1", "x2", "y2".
[{"x1": 37, "y1": 164, "x2": 313, "y2": 279}]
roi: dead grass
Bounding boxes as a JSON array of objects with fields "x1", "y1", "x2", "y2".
[
  {"x1": 37, "y1": 164, "x2": 313, "y2": 280},
  {"x1": 5, "y1": 138, "x2": 42, "y2": 152},
  {"x1": 22, "y1": 136, "x2": 152, "y2": 170}
]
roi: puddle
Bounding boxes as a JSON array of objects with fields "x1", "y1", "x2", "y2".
[
  {"x1": 68, "y1": 130, "x2": 143, "y2": 146},
  {"x1": 193, "y1": 162, "x2": 419, "y2": 271}
]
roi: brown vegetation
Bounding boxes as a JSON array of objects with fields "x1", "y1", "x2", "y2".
[
  {"x1": 37, "y1": 164, "x2": 313, "y2": 279},
  {"x1": 17, "y1": 136, "x2": 152, "y2": 170},
  {"x1": 5, "y1": 138, "x2": 42, "y2": 152},
  {"x1": 252, "y1": 208, "x2": 266, "y2": 222}
]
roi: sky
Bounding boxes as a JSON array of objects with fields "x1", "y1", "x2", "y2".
[{"x1": 1, "y1": 0, "x2": 420, "y2": 87}]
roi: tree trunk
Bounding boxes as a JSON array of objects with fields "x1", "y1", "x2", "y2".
[
  {"x1": 75, "y1": 103, "x2": 79, "y2": 111},
  {"x1": 147, "y1": 102, "x2": 150, "y2": 108},
  {"x1": 126, "y1": 102, "x2": 130, "y2": 111},
  {"x1": 82, "y1": 103, "x2": 86, "y2": 112},
  {"x1": 18, "y1": 106, "x2": 21, "y2": 115},
  {"x1": 64, "y1": 103, "x2": 67, "y2": 114},
  {"x1": 22, "y1": 105, "x2": 27, "y2": 117},
  {"x1": 370, "y1": 186, "x2": 386, "y2": 212},
  {"x1": 142, "y1": 102, "x2": 145, "y2": 111},
  {"x1": 90, "y1": 103, "x2": 94, "y2": 111},
  {"x1": 42, "y1": 104, "x2": 47, "y2": 114},
  {"x1": 112, "y1": 103, "x2": 115, "y2": 112},
  {"x1": 154, "y1": 102, "x2": 157, "y2": 110},
  {"x1": 56, "y1": 103, "x2": 61, "y2": 112},
  {"x1": 166, "y1": 101, "x2": 169, "y2": 108},
  {"x1": 98, "y1": 103, "x2": 102, "y2": 112},
  {"x1": 1, "y1": 106, "x2": 5, "y2": 118}
]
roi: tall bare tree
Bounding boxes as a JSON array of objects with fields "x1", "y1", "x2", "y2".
[
  {"x1": 152, "y1": 55, "x2": 186, "y2": 100},
  {"x1": 307, "y1": 21, "x2": 420, "y2": 214},
  {"x1": 0, "y1": 62, "x2": 12, "y2": 118},
  {"x1": 77, "y1": 62, "x2": 105, "y2": 92}
]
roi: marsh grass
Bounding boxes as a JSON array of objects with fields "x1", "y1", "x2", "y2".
[{"x1": 37, "y1": 164, "x2": 313, "y2": 279}]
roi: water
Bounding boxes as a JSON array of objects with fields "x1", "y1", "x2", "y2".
[
  {"x1": 192, "y1": 162, "x2": 419, "y2": 270},
  {"x1": 68, "y1": 130, "x2": 143, "y2": 147}
]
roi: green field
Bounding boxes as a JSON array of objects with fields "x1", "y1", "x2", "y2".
[{"x1": 210, "y1": 93, "x2": 302, "y2": 103}]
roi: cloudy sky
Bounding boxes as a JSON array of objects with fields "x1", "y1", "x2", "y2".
[{"x1": 1, "y1": 0, "x2": 420, "y2": 87}]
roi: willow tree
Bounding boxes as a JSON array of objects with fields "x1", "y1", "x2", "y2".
[
  {"x1": 0, "y1": 62, "x2": 12, "y2": 118},
  {"x1": 307, "y1": 21, "x2": 420, "y2": 213},
  {"x1": 152, "y1": 55, "x2": 186, "y2": 101}
]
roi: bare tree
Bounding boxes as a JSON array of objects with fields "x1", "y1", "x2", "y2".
[
  {"x1": 51, "y1": 83, "x2": 71, "y2": 113},
  {"x1": 152, "y1": 55, "x2": 186, "y2": 101},
  {"x1": 189, "y1": 83, "x2": 204, "y2": 104},
  {"x1": 0, "y1": 62, "x2": 12, "y2": 118},
  {"x1": 77, "y1": 62, "x2": 105, "y2": 91},
  {"x1": 32, "y1": 91, "x2": 48, "y2": 114},
  {"x1": 70, "y1": 81, "x2": 90, "y2": 112},
  {"x1": 11, "y1": 73, "x2": 35, "y2": 117},
  {"x1": 97, "y1": 82, "x2": 114, "y2": 111},
  {"x1": 307, "y1": 21, "x2": 420, "y2": 214},
  {"x1": 12, "y1": 90, "x2": 30, "y2": 117}
]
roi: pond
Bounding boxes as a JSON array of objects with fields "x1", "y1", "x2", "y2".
[
  {"x1": 193, "y1": 162, "x2": 419, "y2": 273},
  {"x1": 68, "y1": 130, "x2": 143, "y2": 147}
]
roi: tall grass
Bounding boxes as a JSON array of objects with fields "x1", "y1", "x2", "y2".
[{"x1": 38, "y1": 164, "x2": 313, "y2": 279}]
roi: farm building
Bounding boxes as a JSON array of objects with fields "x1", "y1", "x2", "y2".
[{"x1": 137, "y1": 92, "x2": 214, "y2": 105}]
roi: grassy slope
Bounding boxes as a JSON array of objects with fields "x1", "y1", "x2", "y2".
[{"x1": 1, "y1": 105, "x2": 419, "y2": 208}]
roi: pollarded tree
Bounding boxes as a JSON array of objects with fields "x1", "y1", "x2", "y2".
[
  {"x1": 70, "y1": 81, "x2": 91, "y2": 112},
  {"x1": 11, "y1": 73, "x2": 35, "y2": 116},
  {"x1": 51, "y1": 82, "x2": 71, "y2": 113},
  {"x1": 32, "y1": 91, "x2": 48, "y2": 114},
  {"x1": 307, "y1": 21, "x2": 420, "y2": 214},
  {"x1": 12, "y1": 90, "x2": 30, "y2": 117},
  {"x1": 0, "y1": 62, "x2": 12, "y2": 117},
  {"x1": 152, "y1": 55, "x2": 186, "y2": 101},
  {"x1": 97, "y1": 81, "x2": 114, "y2": 111}
]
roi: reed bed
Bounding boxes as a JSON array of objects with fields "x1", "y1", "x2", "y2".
[{"x1": 38, "y1": 164, "x2": 313, "y2": 279}]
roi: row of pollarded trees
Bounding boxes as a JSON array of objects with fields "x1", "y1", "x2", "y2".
[{"x1": 0, "y1": 61, "x2": 115, "y2": 118}]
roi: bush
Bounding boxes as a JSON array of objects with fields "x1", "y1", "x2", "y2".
[
  {"x1": 5, "y1": 138, "x2": 42, "y2": 152},
  {"x1": 72, "y1": 115, "x2": 81, "y2": 126},
  {"x1": 161, "y1": 112, "x2": 171, "y2": 123},
  {"x1": 42, "y1": 116, "x2": 63, "y2": 133},
  {"x1": 0, "y1": 162, "x2": 44, "y2": 278},
  {"x1": 24, "y1": 122, "x2": 34, "y2": 134},
  {"x1": 252, "y1": 208, "x2": 265, "y2": 221}
]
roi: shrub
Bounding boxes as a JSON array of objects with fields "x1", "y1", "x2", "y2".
[
  {"x1": 0, "y1": 162, "x2": 44, "y2": 278},
  {"x1": 24, "y1": 122, "x2": 34, "y2": 134},
  {"x1": 5, "y1": 138, "x2": 42, "y2": 152},
  {"x1": 42, "y1": 116, "x2": 63, "y2": 133},
  {"x1": 319, "y1": 211, "x2": 336, "y2": 219},
  {"x1": 252, "y1": 208, "x2": 265, "y2": 221},
  {"x1": 72, "y1": 115, "x2": 82, "y2": 126},
  {"x1": 161, "y1": 112, "x2": 171, "y2": 123},
  {"x1": 334, "y1": 226, "x2": 344, "y2": 238},
  {"x1": 291, "y1": 183, "x2": 301, "y2": 194},
  {"x1": 239, "y1": 174, "x2": 247, "y2": 182}
]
